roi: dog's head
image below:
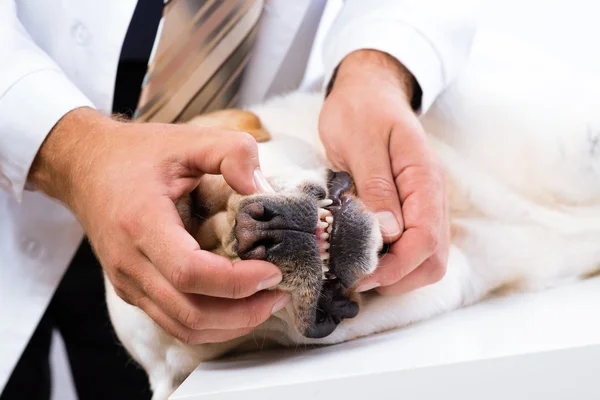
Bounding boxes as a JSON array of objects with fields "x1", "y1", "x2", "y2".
[{"x1": 179, "y1": 110, "x2": 383, "y2": 339}]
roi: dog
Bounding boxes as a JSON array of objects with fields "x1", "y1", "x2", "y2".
[{"x1": 104, "y1": 31, "x2": 600, "y2": 400}]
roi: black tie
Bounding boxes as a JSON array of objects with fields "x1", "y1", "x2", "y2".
[{"x1": 112, "y1": 0, "x2": 164, "y2": 117}]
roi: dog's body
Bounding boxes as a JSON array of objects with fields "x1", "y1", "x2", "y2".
[{"x1": 105, "y1": 31, "x2": 600, "y2": 399}]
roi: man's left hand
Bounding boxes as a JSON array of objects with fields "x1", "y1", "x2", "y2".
[{"x1": 318, "y1": 49, "x2": 450, "y2": 296}]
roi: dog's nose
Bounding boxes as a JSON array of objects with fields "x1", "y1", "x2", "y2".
[
  {"x1": 235, "y1": 202, "x2": 283, "y2": 260},
  {"x1": 234, "y1": 199, "x2": 316, "y2": 261}
]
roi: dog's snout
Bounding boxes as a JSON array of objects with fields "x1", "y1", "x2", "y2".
[
  {"x1": 235, "y1": 202, "x2": 284, "y2": 260},
  {"x1": 234, "y1": 199, "x2": 316, "y2": 261}
]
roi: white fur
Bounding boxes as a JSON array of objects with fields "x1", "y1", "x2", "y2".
[{"x1": 105, "y1": 30, "x2": 600, "y2": 399}]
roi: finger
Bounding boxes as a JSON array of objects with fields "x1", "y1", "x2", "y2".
[
  {"x1": 355, "y1": 230, "x2": 433, "y2": 291},
  {"x1": 357, "y1": 198, "x2": 449, "y2": 294},
  {"x1": 180, "y1": 290, "x2": 291, "y2": 330},
  {"x1": 136, "y1": 296, "x2": 256, "y2": 345},
  {"x1": 376, "y1": 253, "x2": 447, "y2": 296},
  {"x1": 133, "y1": 196, "x2": 283, "y2": 297},
  {"x1": 185, "y1": 129, "x2": 273, "y2": 195},
  {"x1": 135, "y1": 264, "x2": 290, "y2": 330},
  {"x1": 343, "y1": 132, "x2": 404, "y2": 242},
  {"x1": 389, "y1": 121, "x2": 444, "y2": 243},
  {"x1": 367, "y1": 127, "x2": 445, "y2": 287}
]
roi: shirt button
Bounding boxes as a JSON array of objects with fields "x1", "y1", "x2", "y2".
[
  {"x1": 71, "y1": 21, "x2": 92, "y2": 46},
  {"x1": 21, "y1": 238, "x2": 45, "y2": 260}
]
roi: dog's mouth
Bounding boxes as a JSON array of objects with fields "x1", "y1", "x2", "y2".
[
  {"x1": 231, "y1": 170, "x2": 380, "y2": 339},
  {"x1": 304, "y1": 171, "x2": 374, "y2": 338},
  {"x1": 308, "y1": 197, "x2": 361, "y2": 338}
]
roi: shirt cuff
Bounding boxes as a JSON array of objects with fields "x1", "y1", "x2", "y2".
[
  {"x1": 322, "y1": 19, "x2": 445, "y2": 115},
  {"x1": 0, "y1": 69, "x2": 95, "y2": 201}
]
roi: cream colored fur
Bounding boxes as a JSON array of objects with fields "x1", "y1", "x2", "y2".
[{"x1": 105, "y1": 30, "x2": 600, "y2": 400}]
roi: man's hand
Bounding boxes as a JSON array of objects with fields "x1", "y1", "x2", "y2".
[
  {"x1": 319, "y1": 50, "x2": 450, "y2": 295},
  {"x1": 29, "y1": 107, "x2": 290, "y2": 344}
]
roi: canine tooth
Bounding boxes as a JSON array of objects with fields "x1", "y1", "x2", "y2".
[
  {"x1": 327, "y1": 226, "x2": 332, "y2": 234},
  {"x1": 321, "y1": 233, "x2": 329, "y2": 240},
  {"x1": 325, "y1": 216, "x2": 334, "y2": 224},
  {"x1": 322, "y1": 265, "x2": 329, "y2": 273},
  {"x1": 317, "y1": 221, "x2": 328, "y2": 229},
  {"x1": 318, "y1": 199, "x2": 333, "y2": 208},
  {"x1": 322, "y1": 242, "x2": 330, "y2": 250}
]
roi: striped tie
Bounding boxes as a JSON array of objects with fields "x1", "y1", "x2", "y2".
[{"x1": 135, "y1": 0, "x2": 263, "y2": 123}]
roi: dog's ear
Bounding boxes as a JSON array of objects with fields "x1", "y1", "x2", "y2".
[{"x1": 187, "y1": 109, "x2": 272, "y2": 143}]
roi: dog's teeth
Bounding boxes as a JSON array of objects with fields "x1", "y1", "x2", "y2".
[
  {"x1": 319, "y1": 208, "x2": 332, "y2": 219},
  {"x1": 320, "y1": 253, "x2": 329, "y2": 261},
  {"x1": 321, "y1": 233, "x2": 329, "y2": 240},
  {"x1": 327, "y1": 226, "x2": 332, "y2": 234},
  {"x1": 322, "y1": 242, "x2": 330, "y2": 250},
  {"x1": 317, "y1": 221, "x2": 328, "y2": 229},
  {"x1": 322, "y1": 265, "x2": 329, "y2": 273},
  {"x1": 318, "y1": 199, "x2": 333, "y2": 208},
  {"x1": 325, "y1": 216, "x2": 334, "y2": 224}
]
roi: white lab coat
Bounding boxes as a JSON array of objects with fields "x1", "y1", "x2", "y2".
[{"x1": 0, "y1": 0, "x2": 478, "y2": 391}]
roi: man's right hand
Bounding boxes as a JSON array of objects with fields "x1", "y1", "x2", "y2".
[{"x1": 28, "y1": 107, "x2": 291, "y2": 344}]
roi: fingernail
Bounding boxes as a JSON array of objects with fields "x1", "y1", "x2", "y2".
[
  {"x1": 257, "y1": 273, "x2": 282, "y2": 291},
  {"x1": 356, "y1": 282, "x2": 380, "y2": 293},
  {"x1": 272, "y1": 293, "x2": 292, "y2": 314},
  {"x1": 253, "y1": 168, "x2": 275, "y2": 193},
  {"x1": 376, "y1": 211, "x2": 401, "y2": 237}
]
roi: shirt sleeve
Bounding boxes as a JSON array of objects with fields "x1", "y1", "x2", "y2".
[
  {"x1": 0, "y1": 1, "x2": 95, "y2": 202},
  {"x1": 322, "y1": 0, "x2": 480, "y2": 114}
]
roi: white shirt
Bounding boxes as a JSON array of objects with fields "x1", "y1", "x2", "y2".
[{"x1": 0, "y1": 0, "x2": 478, "y2": 391}]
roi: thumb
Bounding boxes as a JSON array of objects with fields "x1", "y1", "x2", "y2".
[
  {"x1": 187, "y1": 129, "x2": 274, "y2": 195},
  {"x1": 349, "y1": 143, "x2": 404, "y2": 243}
]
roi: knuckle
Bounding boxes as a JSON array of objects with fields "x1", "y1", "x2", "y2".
[
  {"x1": 170, "y1": 261, "x2": 193, "y2": 291},
  {"x1": 170, "y1": 251, "x2": 200, "y2": 292},
  {"x1": 179, "y1": 307, "x2": 205, "y2": 330},
  {"x1": 112, "y1": 285, "x2": 132, "y2": 304},
  {"x1": 174, "y1": 328, "x2": 194, "y2": 345},
  {"x1": 420, "y1": 229, "x2": 440, "y2": 254},
  {"x1": 360, "y1": 176, "x2": 398, "y2": 201},
  {"x1": 116, "y1": 211, "x2": 139, "y2": 236},
  {"x1": 106, "y1": 254, "x2": 127, "y2": 277},
  {"x1": 235, "y1": 132, "x2": 259, "y2": 156},
  {"x1": 387, "y1": 264, "x2": 410, "y2": 284},
  {"x1": 229, "y1": 278, "x2": 243, "y2": 300}
]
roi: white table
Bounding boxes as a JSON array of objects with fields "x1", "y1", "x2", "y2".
[{"x1": 171, "y1": 276, "x2": 600, "y2": 400}]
